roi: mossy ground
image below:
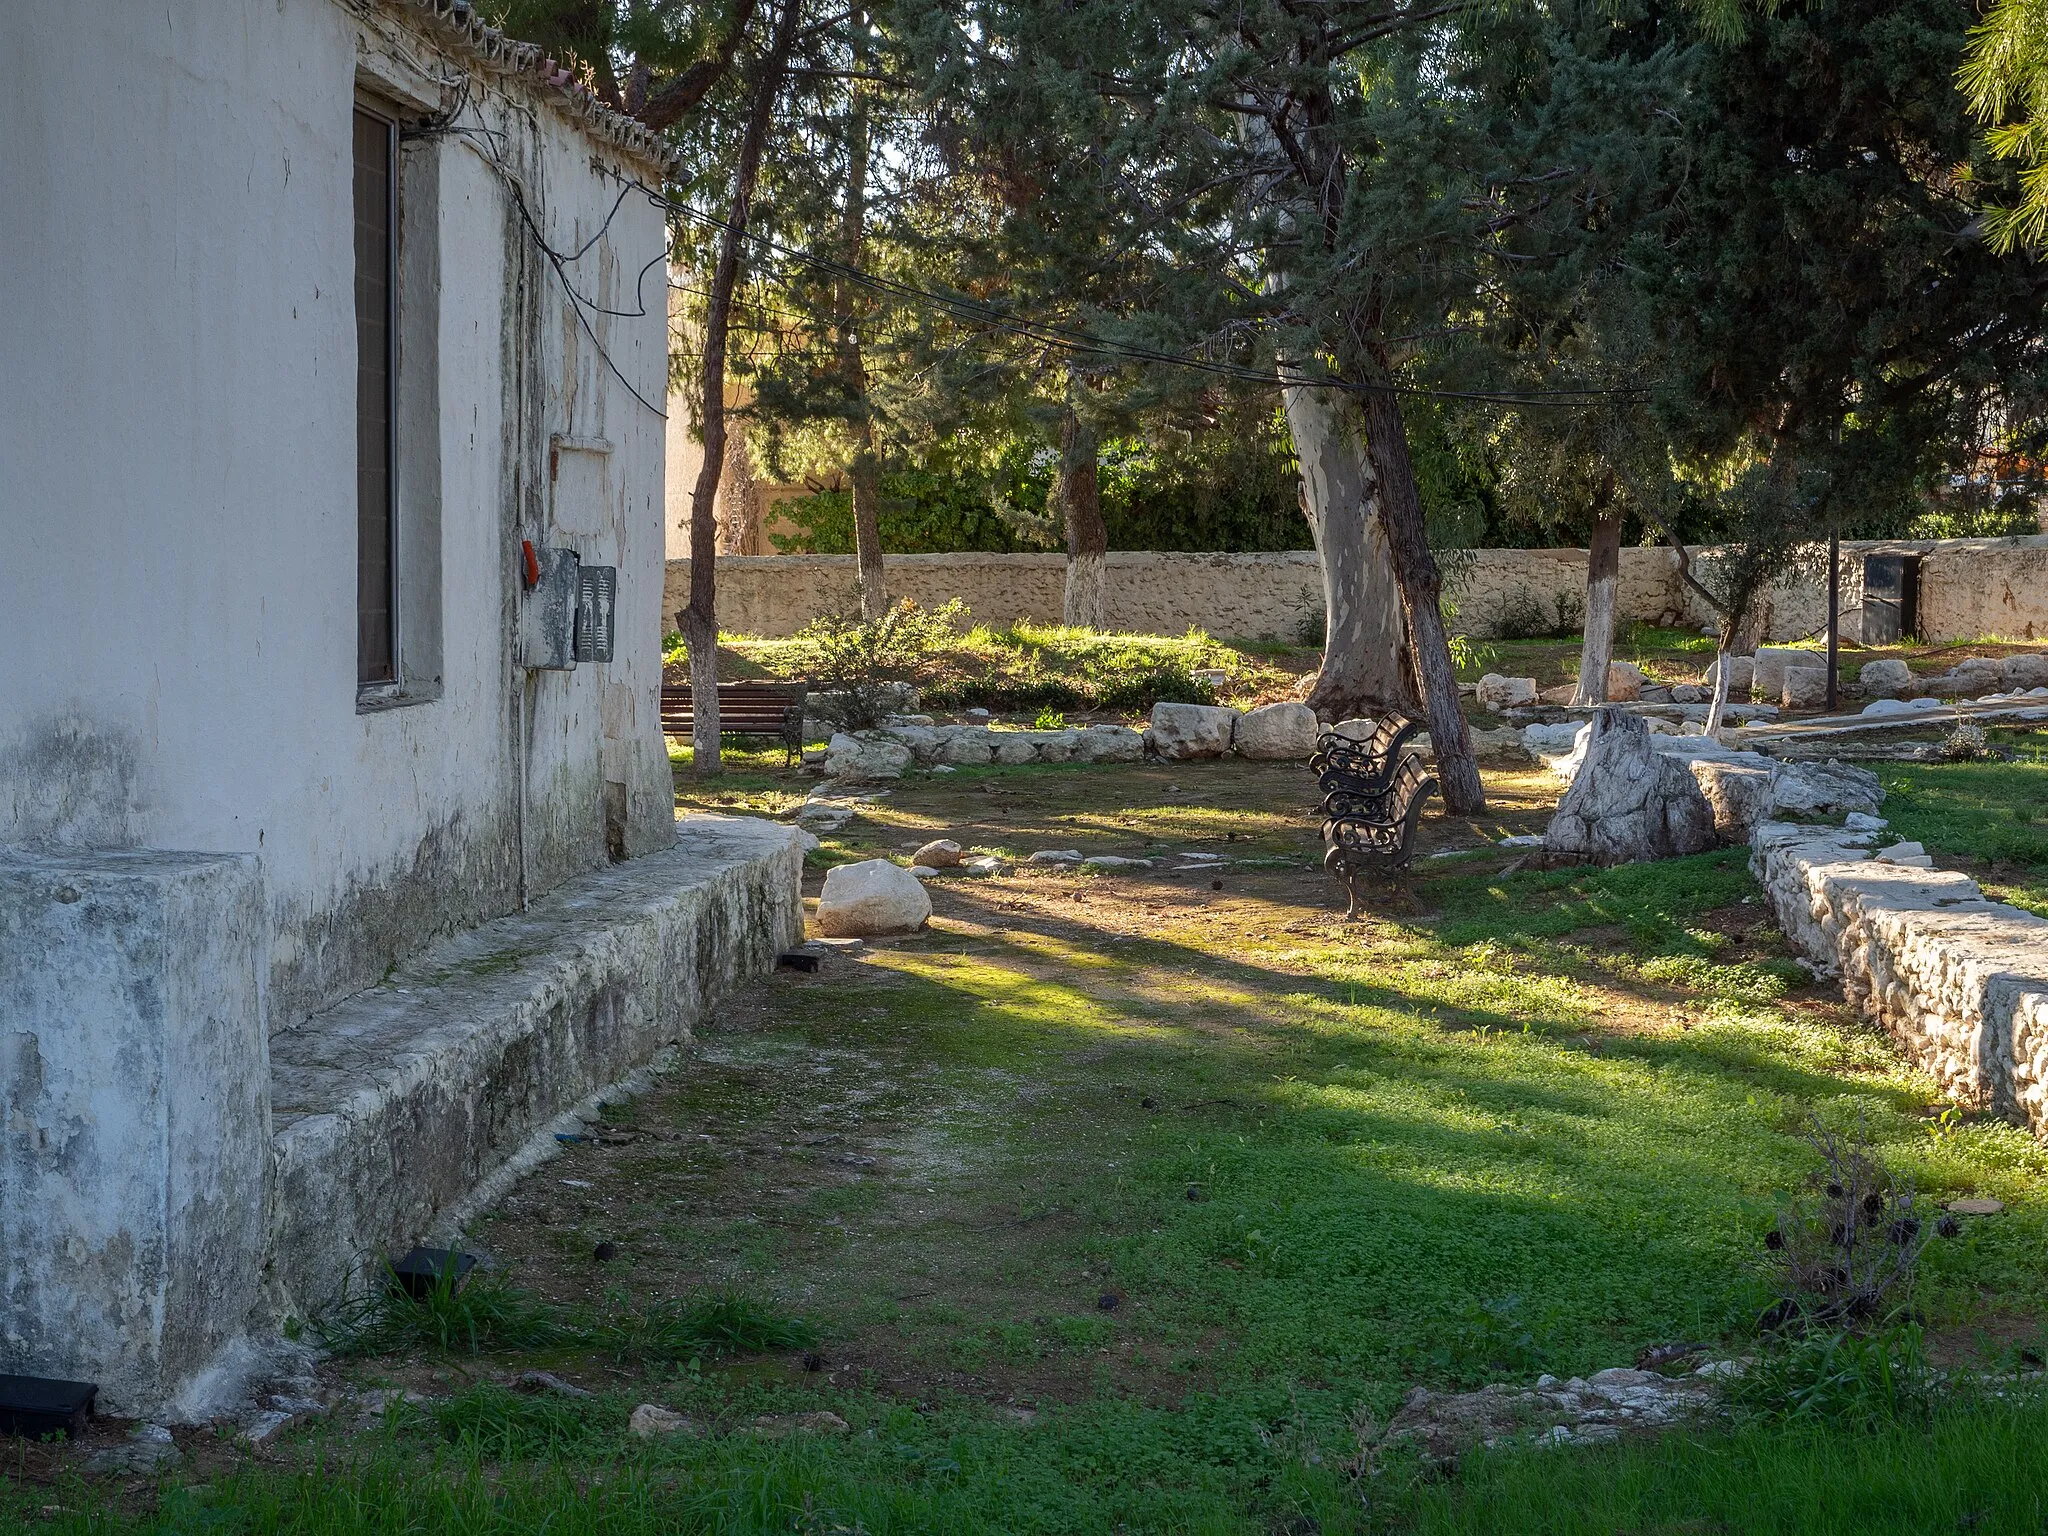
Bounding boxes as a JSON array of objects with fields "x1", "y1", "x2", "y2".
[{"x1": 14, "y1": 757, "x2": 2048, "y2": 1533}]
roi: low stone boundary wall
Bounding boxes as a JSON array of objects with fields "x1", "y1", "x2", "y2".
[
  {"x1": 1752, "y1": 821, "x2": 2048, "y2": 1138},
  {"x1": 665, "y1": 550, "x2": 1324, "y2": 641},
  {"x1": 670, "y1": 536, "x2": 2048, "y2": 643}
]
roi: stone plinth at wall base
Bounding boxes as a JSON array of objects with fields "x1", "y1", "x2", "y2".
[
  {"x1": 1751, "y1": 822, "x2": 2048, "y2": 1137},
  {"x1": 0, "y1": 850, "x2": 269, "y2": 1418},
  {"x1": 267, "y1": 815, "x2": 804, "y2": 1320}
]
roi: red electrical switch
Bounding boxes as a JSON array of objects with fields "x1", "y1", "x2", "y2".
[{"x1": 521, "y1": 539, "x2": 541, "y2": 589}]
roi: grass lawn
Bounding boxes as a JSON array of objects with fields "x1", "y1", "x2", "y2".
[
  {"x1": 12, "y1": 759, "x2": 2048, "y2": 1533},
  {"x1": 1876, "y1": 744, "x2": 2048, "y2": 916}
]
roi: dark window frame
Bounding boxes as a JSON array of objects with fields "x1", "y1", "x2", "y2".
[{"x1": 354, "y1": 103, "x2": 399, "y2": 693}]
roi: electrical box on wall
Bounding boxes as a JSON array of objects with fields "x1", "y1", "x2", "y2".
[
  {"x1": 517, "y1": 544, "x2": 581, "y2": 670},
  {"x1": 575, "y1": 565, "x2": 617, "y2": 664}
]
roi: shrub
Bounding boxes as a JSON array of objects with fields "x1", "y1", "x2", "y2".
[
  {"x1": 1757, "y1": 1119, "x2": 1936, "y2": 1333},
  {"x1": 1494, "y1": 585, "x2": 1585, "y2": 640},
  {"x1": 786, "y1": 599, "x2": 967, "y2": 731}
]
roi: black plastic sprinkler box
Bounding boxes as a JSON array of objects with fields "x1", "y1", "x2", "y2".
[
  {"x1": 388, "y1": 1246, "x2": 479, "y2": 1300},
  {"x1": 0, "y1": 1375, "x2": 97, "y2": 1440}
]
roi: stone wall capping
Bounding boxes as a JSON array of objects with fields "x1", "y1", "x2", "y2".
[{"x1": 1752, "y1": 821, "x2": 2048, "y2": 1139}]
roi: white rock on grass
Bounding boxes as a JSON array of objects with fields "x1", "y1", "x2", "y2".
[
  {"x1": 1690, "y1": 760, "x2": 1777, "y2": 841},
  {"x1": 1026, "y1": 849, "x2": 1083, "y2": 865},
  {"x1": 1846, "y1": 811, "x2": 1888, "y2": 831},
  {"x1": 913, "y1": 839, "x2": 964, "y2": 867},
  {"x1": 629, "y1": 1404, "x2": 702, "y2": 1439},
  {"x1": 1702, "y1": 654, "x2": 1754, "y2": 698},
  {"x1": 1751, "y1": 646, "x2": 1810, "y2": 703},
  {"x1": 822, "y1": 732, "x2": 913, "y2": 781},
  {"x1": 961, "y1": 856, "x2": 1005, "y2": 876},
  {"x1": 1862, "y1": 698, "x2": 1920, "y2": 718},
  {"x1": 1860, "y1": 658, "x2": 1913, "y2": 694},
  {"x1": 1080, "y1": 855, "x2": 1154, "y2": 872},
  {"x1": 1781, "y1": 666, "x2": 1832, "y2": 710},
  {"x1": 1524, "y1": 721, "x2": 1589, "y2": 756},
  {"x1": 1233, "y1": 701, "x2": 1320, "y2": 760},
  {"x1": 1769, "y1": 759, "x2": 1883, "y2": 816},
  {"x1": 1543, "y1": 707, "x2": 1717, "y2": 864},
  {"x1": 1476, "y1": 674, "x2": 1539, "y2": 710},
  {"x1": 2003, "y1": 654, "x2": 2048, "y2": 689},
  {"x1": 1148, "y1": 702, "x2": 1240, "y2": 760},
  {"x1": 815, "y1": 859, "x2": 932, "y2": 937}
]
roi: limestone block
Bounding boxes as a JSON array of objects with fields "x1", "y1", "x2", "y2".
[
  {"x1": 1770, "y1": 759, "x2": 1883, "y2": 817},
  {"x1": 936, "y1": 726, "x2": 997, "y2": 766},
  {"x1": 1027, "y1": 731, "x2": 1077, "y2": 764},
  {"x1": 1750, "y1": 821, "x2": 2048, "y2": 1140},
  {"x1": 1476, "y1": 674, "x2": 1539, "y2": 711},
  {"x1": 1751, "y1": 646, "x2": 1809, "y2": 703},
  {"x1": 822, "y1": 732, "x2": 912, "y2": 780},
  {"x1": 877, "y1": 725, "x2": 939, "y2": 763},
  {"x1": 1148, "y1": 703, "x2": 1240, "y2": 760},
  {"x1": 815, "y1": 859, "x2": 932, "y2": 937},
  {"x1": 1702, "y1": 655, "x2": 1754, "y2": 698},
  {"x1": 1670, "y1": 684, "x2": 1707, "y2": 704},
  {"x1": 1606, "y1": 662, "x2": 1645, "y2": 701},
  {"x1": 991, "y1": 734, "x2": 1038, "y2": 764},
  {"x1": 1233, "y1": 702, "x2": 1320, "y2": 760},
  {"x1": 1859, "y1": 659, "x2": 1913, "y2": 694},
  {"x1": 913, "y1": 840, "x2": 964, "y2": 868},
  {"x1": 1333, "y1": 718, "x2": 1377, "y2": 742},
  {"x1": 1074, "y1": 725, "x2": 1145, "y2": 763},
  {"x1": 2002, "y1": 654, "x2": 2048, "y2": 689},
  {"x1": 1542, "y1": 708, "x2": 1718, "y2": 863},
  {"x1": 1523, "y1": 721, "x2": 1588, "y2": 756},
  {"x1": 1781, "y1": 666, "x2": 1832, "y2": 710},
  {"x1": 1690, "y1": 760, "x2": 1776, "y2": 841},
  {"x1": 1539, "y1": 684, "x2": 1579, "y2": 705},
  {"x1": 1921, "y1": 674, "x2": 1973, "y2": 698},
  {"x1": 1468, "y1": 726, "x2": 1532, "y2": 762},
  {"x1": 0, "y1": 850, "x2": 269, "y2": 1417}
]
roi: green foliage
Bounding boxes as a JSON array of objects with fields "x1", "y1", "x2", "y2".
[
  {"x1": 734, "y1": 622, "x2": 1257, "y2": 716},
  {"x1": 1961, "y1": 0, "x2": 2048, "y2": 252},
  {"x1": 1733, "y1": 1324, "x2": 1939, "y2": 1432},
  {"x1": 1876, "y1": 755, "x2": 2048, "y2": 911},
  {"x1": 319, "y1": 1265, "x2": 566, "y2": 1358},
  {"x1": 770, "y1": 423, "x2": 1309, "y2": 556},
  {"x1": 783, "y1": 599, "x2": 969, "y2": 730},
  {"x1": 1032, "y1": 707, "x2": 1066, "y2": 730},
  {"x1": 600, "y1": 1292, "x2": 821, "y2": 1364}
]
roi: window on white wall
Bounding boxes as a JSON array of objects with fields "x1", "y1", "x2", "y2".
[
  {"x1": 353, "y1": 98, "x2": 443, "y2": 709},
  {"x1": 354, "y1": 106, "x2": 397, "y2": 691}
]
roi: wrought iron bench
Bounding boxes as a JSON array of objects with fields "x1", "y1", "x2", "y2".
[
  {"x1": 659, "y1": 681, "x2": 809, "y2": 764},
  {"x1": 1323, "y1": 752, "x2": 1438, "y2": 917}
]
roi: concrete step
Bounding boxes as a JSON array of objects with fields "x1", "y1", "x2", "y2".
[{"x1": 267, "y1": 815, "x2": 802, "y2": 1317}]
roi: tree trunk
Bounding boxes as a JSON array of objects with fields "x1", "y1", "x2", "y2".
[
  {"x1": 1059, "y1": 400, "x2": 1106, "y2": 629},
  {"x1": 1704, "y1": 643, "x2": 1734, "y2": 735},
  {"x1": 1355, "y1": 384, "x2": 1484, "y2": 814},
  {"x1": 684, "y1": 0, "x2": 801, "y2": 777},
  {"x1": 717, "y1": 429, "x2": 763, "y2": 555},
  {"x1": 840, "y1": 9, "x2": 886, "y2": 621},
  {"x1": 1280, "y1": 377, "x2": 1411, "y2": 720},
  {"x1": 1572, "y1": 483, "x2": 1621, "y2": 707}
]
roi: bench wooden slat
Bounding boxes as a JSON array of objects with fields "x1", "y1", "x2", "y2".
[{"x1": 659, "y1": 682, "x2": 809, "y2": 763}]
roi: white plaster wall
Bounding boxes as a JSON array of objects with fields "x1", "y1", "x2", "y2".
[{"x1": 0, "y1": 1, "x2": 672, "y2": 1028}]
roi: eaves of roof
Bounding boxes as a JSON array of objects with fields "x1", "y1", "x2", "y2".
[{"x1": 380, "y1": 0, "x2": 682, "y2": 180}]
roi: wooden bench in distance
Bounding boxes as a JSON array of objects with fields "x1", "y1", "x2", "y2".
[{"x1": 660, "y1": 681, "x2": 809, "y2": 764}]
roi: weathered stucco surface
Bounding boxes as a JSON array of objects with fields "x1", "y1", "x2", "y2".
[
  {"x1": 1752, "y1": 822, "x2": 2048, "y2": 1138},
  {"x1": 1, "y1": 2, "x2": 674, "y2": 1031},
  {"x1": 669, "y1": 536, "x2": 2048, "y2": 643},
  {"x1": 0, "y1": 850, "x2": 270, "y2": 1418},
  {"x1": 268, "y1": 816, "x2": 805, "y2": 1319}
]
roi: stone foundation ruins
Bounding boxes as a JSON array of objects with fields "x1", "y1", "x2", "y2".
[{"x1": 1752, "y1": 822, "x2": 2048, "y2": 1139}]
